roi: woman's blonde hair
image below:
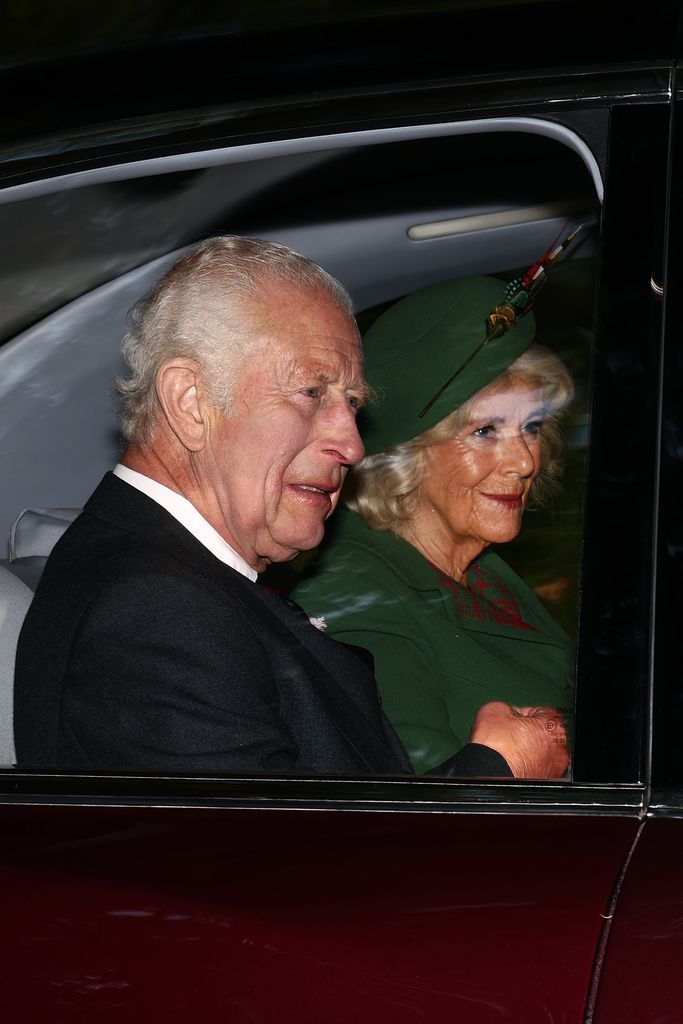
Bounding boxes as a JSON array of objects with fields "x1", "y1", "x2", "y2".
[{"x1": 345, "y1": 344, "x2": 574, "y2": 533}]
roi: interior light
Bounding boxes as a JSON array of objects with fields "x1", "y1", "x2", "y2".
[{"x1": 408, "y1": 200, "x2": 588, "y2": 241}]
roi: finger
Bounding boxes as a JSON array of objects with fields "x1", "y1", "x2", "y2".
[
  {"x1": 473, "y1": 700, "x2": 511, "y2": 720},
  {"x1": 519, "y1": 706, "x2": 562, "y2": 719}
]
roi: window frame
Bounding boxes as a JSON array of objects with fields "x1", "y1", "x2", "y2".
[{"x1": 0, "y1": 84, "x2": 669, "y2": 816}]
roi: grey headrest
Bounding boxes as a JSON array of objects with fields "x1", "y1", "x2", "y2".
[
  {"x1": 9, "y1": 508, "x2": 81, "y2": 561},
  {"x1": 0, "y1": 564, "x2": 34, "y2": 765}
]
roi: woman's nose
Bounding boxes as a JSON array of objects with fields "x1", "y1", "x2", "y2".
[{"x1": 501, "y1": 434, "x2": 536, "y2": 476}]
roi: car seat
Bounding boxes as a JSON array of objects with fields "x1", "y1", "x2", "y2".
[
  {"x1": 0, "y1": 508, "x2": 80, "y2": 765},
  {"x1": 0, "y1": 566, "x2": 33, "y2": 764},
  {"x1": 5, "y1": 507, "x2": 80, "y2": 591}
]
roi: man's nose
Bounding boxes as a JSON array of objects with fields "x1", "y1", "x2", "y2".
[
  {"x1": 500, "y1": 434, "x2": 536, "y2": 476},
  {"x1": 322, "y1": 400, "x2": 365, "y2": 466}
]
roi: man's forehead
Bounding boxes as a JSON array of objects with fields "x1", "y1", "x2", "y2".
[
  {"x1": 281, "y1": 345, "x2": 367, "y2": 388},
  {"x1": 248, "y1": 279, "x2": 354, "y2": 326},
  {"x1": 240, "y1": 282, "x2": 365, "y2": 380}
]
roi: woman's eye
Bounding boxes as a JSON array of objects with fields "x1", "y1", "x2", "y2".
[
  {"x1": 523, "y1": 419, "x2": 544, "y2": 435},
  {"x1": 348, "y1": 394, "x2": 361, "y2": 410},
  {"x1": 303, "y1": 387, "x2": 320, "y2": 399},
  {"x1": 473, "y1": 424, "x2": 494, "y2": 438}
]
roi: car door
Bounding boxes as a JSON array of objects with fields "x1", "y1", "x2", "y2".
[
  {"x1": 0, "y1": 4, "x2": 677, "y2": 1021},
  {"x1": 588, "y1": 62, "x2": 683, "y2": 1024}
]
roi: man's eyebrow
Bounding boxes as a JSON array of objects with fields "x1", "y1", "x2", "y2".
[
  {"x1": 285, "y1": 366, "x2": 332, "y2": 390},
  {"x1": 287, "y1": 365, "x2": 373, "y2": 402},
  {"x1": 349, "y1": 379, "x2": 374, "y2": 404}
]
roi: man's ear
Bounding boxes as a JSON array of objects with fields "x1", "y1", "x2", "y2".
[{"x1": 156, "y1": 360, "x2": 208, "y2": 452}]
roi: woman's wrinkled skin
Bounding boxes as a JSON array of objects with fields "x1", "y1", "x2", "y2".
[{"x1": 400, "y1": 381, "x2": 545, "y2": 583}]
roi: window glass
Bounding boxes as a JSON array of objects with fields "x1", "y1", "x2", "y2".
[
  {"x1": 0, "y1": 125, "x2": 600, "y2": 784},
  {"x1": 652, "y1": 97, "x2": 683, "y2": 791}
]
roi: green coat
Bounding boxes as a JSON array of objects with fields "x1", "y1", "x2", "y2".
[{"x1": 292, "y1": 511, "x2": 575, "y2": 774}]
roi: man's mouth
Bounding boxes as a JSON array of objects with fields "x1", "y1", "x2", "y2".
[
  {"x1": 289, "y1": 482, "x2": 338, "y2": 509},
  {"x1": 298, "y1": 485, "x2": 332, "y2": 495}
]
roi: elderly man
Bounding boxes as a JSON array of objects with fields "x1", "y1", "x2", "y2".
[{"x1": 14, "y1": 236, "x2": 567, "y2": 777}]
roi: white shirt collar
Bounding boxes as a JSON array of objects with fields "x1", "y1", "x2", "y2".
[{"x1": 113, "y1": 464, "x2": 258, "y2": 582}]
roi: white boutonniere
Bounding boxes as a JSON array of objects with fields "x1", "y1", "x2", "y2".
[{"x1": 309, "y1": 615, "x2": 327, "y2": 632}]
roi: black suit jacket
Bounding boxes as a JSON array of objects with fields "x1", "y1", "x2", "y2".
[
  {"x1": 14, "y1": 474, "x2": 511, "y2": 777},
  {"x1": 14, "y1": 474, "x2": 413, "y2": 773}
]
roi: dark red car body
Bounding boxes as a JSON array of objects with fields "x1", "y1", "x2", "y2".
[{"x1": 1, "y1": 3, "x2": 682, "y2": 1021}]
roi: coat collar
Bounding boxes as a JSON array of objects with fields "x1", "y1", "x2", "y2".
[
  {"x1": 85, "y1": 472, "x2": 251, "y2": 594},
  {"x1": 329, "y1": 509, "x2": 443, "y2": 592},
  {"x1": 326, "y1": 508, "x2": 570, "y2": 646}
]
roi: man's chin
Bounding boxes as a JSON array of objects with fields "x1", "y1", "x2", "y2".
[{"x1": 262, "y1": 526, "x2": 326, "y2": 566}]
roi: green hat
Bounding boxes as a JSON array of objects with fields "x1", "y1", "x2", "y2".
[{"x1": 359, "y1": 275, "x2": 536, "y2": 455}]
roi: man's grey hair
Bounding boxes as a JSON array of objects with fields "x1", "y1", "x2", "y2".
[{"x1": 116, "y1": 235, "x2": 355, "y2": 444}]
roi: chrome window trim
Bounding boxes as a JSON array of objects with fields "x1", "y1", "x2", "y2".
[
  {"x1": 0, "y1": 770, "x2": 645, "y2": 815},
  {"x1": 0, "y1": 116, "x2": 604, "y2": 206}
]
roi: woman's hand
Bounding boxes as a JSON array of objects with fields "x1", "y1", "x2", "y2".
[{"x1": 469, "y1": 700, "x2": 569, "y2": 778}]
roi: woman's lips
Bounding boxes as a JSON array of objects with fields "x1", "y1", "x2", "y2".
[{"x1": 481, "y1": 492, "x2": 525, "y2": 509}]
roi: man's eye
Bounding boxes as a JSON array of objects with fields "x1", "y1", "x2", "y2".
[
  {"x1": 348, "y1": 395, "x2": 361, "y2": 410},
  {"x1": 303, "y1": 387, "x2": 320, "y2": 398}
]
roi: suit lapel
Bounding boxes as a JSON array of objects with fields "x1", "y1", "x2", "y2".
[{"x1": 246, "y1": 584, "x2": 404, "y2": 771}]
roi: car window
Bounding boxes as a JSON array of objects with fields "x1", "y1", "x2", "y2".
[
  {"x1": 651, "y1": 94, "x2": 683, "y2": 794},
  {"x1": 0, "y1": 115, "x2": 648, "y2": 794}
]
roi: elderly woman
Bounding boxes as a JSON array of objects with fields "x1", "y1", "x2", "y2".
[{"x1": 292, "y1": 274, "x2": 575, "y2": 775}]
